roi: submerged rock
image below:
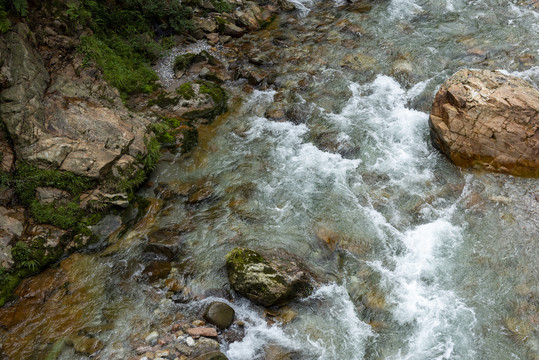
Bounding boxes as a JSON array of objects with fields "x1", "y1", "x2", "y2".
[
  {"x1": 203, "y1": 301, "x2": 235, "y2": 329},
  {"x1": 429, "y1": 69, "x2": 539, "y2": 177},
  {"x1": 193, "y1": 350, "x2": 229, "y2": 360},
  {"x1": 225, "y1": 248, "x2": 315, "y2": 307}
]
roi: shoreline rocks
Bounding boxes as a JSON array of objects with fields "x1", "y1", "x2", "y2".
[{"x1": 429, "y1": 69, "x2": 539, "y2": 177}]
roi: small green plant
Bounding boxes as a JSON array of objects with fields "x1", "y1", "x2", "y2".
[
  {"x1": 177, "y1": 82, "x2": 195, "y2": 100},
  {"x1": 211, "y1": 0, "x2": 234, "y2": 13},
  {"x1": 0, "y1": 7, "x2": 10, "y2": 33},
  {"x1": 160, "y1": 36, "x2": 176, "y2": 50},
  {"x1": 66, "y1": 2, "x2": 93, "y2": 26},
  {"x1": 1, "y1": 0, "x2": 27, "y2": 16},
  {"x1": 79, "y1": 35, "x2": 159, "y2": 96}
]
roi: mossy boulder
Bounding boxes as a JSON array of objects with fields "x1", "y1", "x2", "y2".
[
  {"x1": 149, "y1": 80, "x2": 227, "y2": 123},
  {"x1": 225, "y1": 248, "x2": 314, "y2": 307}
]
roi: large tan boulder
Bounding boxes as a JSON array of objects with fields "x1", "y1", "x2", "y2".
[{"x1": 429, "y1": 69, "x2": 539, "y2": 177}]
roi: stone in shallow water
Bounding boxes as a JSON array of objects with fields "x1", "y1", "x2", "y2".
[
  {"x1": 226, "y1": 248, "x2": 315, "y2": 307},
  {"x1": 203, "y1": 301, "x2": 235, "y2": 329},
  {"x1": 193, "y1": 350, "x2": 229, "y2": 360},
  {"x1": 187, "y1": 327, "x2": 218, "y2": 337}
]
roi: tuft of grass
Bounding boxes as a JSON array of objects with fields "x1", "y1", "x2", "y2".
[
  {"x1": 177, "y1": 82, "x2": 195, "y2": 100},
  {"x1": 211, "y1": 0, "x2": 234, "y2": 13},
  {"x1": 79, "y1": 35, "x2": 158, "y2": 96},
  {"x1": 13, "y1": 163, "x2": 96, "y2": 230}
]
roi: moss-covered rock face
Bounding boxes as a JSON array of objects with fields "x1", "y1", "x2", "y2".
[
  {"x1": 225, "y1": 248, "x2": 314, "y2": 307},
  {"x1": 149, "y1": 80, "x2": 227, "y2": 123}
]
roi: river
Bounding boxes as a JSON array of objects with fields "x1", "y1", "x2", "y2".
[{"x1": 1, "y1": 0, "x2": 538, "y2": 359}]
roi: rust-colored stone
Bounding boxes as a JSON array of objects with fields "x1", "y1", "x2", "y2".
[
  {"x1": 429, "y1": 69, "x2": 539, "y2": 177},
  {"x1": 187, "y1": 327, "x2": 218, "y2": 337}
]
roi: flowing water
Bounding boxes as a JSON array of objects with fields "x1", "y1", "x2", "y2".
[{"x1": 1, "y1": 0, "x2": 539, "y2": 359}]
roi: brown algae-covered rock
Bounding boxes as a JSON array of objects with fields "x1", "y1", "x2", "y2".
[{"x1": 429, "y1": 69, "x2": 539, "y2": 177}]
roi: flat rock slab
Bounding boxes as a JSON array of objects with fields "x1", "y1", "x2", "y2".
[{"x1": 429, "y1": 69, "x2": 539, "y2": 177}]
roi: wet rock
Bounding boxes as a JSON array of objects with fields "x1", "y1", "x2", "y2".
[
  {"x1": 90, "y1": 214, "x2": 122, "y2": 241},
  {"x1": 198, "y1": 18, "x2": 218, "y2": 33},
  {"x1": 150, "y1": 81, "x2": 227, "y2": 123},
  {"x1": 186, "y1": 336, "x2": 196, "y2": 346},
  {"x1": 315, "y1": 227, "x2": 341, "y2": 252},
  {"x1": 391, "y1": 59, "x2": 414, "y2": 84},
  {"x1": 264, "y1": 306, "x2": 297, "y2": 325},
  {"x1": 79, "y1": 189, "x2": 130, "y2": 208},
  {"x1": 226, "y1": 248, "x2": 315, "y2": 307},
  {"x1": 192, "y1": 350, "x2": 228, "y2": 360},
  {"x1": 340, "y1": 53, "x2": 379, "y2": 72},
  {"x1": 265, "y1": 103, "x2": 286, "y2": 120},
  {"x1": 285, "y1": 103, "x2": 310, "y2": 125},
  {"x1": 247, "y1": 70, "x2": 268, "y2": 85},
  {"x1": 0, "y1": 206, "x2": 26, "y2": 245},
  {"x1": 203, "y1": 301, "x2": 235, "y2": 329},
  {"x1": 207, "y1": 32, "x2": 220, "y2": 45},
  {"x1": 277, "y1": 0, "x2": 296, "y2": 11},
  {"x1": 223, "y1": 22, "x2": 245, "y2": 37},
  {"x1": 264, "y1": 344, "x2": 297, "y2": 360},
  {"x1": 143, "y1": 261, "x2": 172, "y2": 282},
  {"x1": 344, "y1": 1, "x2": 372, "y2": 13},
  {"x1": 429, "y1": 69, "x2": 539, "y2": 177},
  {"x1": 187, "y1": 327, "x2": 218, "y2": 337},
  {"x1": 145, "y1": 331, "x2": 160, "y2": 344},
  {"x1": 187, "y1": 183, "x2": 215, "y2": 204},
  {"x1": 69, "y1": 335, "x2": 104, "y2": 355},
  {"x1": 234, "y1": 10, "x2": 260, "y2": 31},
  {"x1": 0, "y1": 187, "x2": 15, "y2": 206},
  {"x1": 312, "y1": 128, "x2": 360, "y2": 159}
]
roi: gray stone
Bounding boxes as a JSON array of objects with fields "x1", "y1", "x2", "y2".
[
  {"x1": 203, "y1": 302, "x2": 235, "y2": 329},
  {"x1": 223, "y1": 23, "x2": 245, "y2": 37},
  {"x1": 35, "y1": 187, "x2": 71, "y2": 204},
  {"x1": 199, "y1": 18, "x2": 218, "y2": 33}
]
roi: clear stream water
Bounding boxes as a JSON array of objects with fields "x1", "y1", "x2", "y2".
[{"x1": 1, "y1": 0, "x2": 538, "y2": 359}]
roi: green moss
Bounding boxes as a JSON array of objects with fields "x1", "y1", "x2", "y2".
[
  {"x1": 15, "y1": 163, "x2": 95, "y2": 202},
  {"x1": 182, "y1": 80, "x2": 227, "y2": 121},
  {"x1": 29, "y1": 201, "x2": 84, "y2": 229},
  {"x1": 79, "y1": 35, "x2": 158, "y2": 96},
  {"x1": 211, "y1": 0, "x2": 234, "y2": 13},
  {"x1": 148, "y1": 92, "x2": 180, "y2": 108},
  {"x1": 177, "y1": 82, "x2": 195, "y2": 100},
  {"x1": 173, "y1": 53, "x2": 197, "y2": 72},
  {"x1": 0, "y1": 238, "x2": 66, "y2": 306},
  {"x1": 0, "y1": 272, "x2": 21, "y2": 307},
  {"x1": 226, "y1": 248, "x2": 266, "y2": 270},
  {"x1": 181, "y1": 127, "x2": 199, "y2": 153}
]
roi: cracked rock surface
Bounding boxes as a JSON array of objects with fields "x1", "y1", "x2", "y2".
[{"x1": 429, "y1": 69, "x2": 539, "y2": 177}]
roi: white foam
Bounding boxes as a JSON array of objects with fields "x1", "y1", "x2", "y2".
[
  {"x1": 288, "y1": 0, "x2": 314, "y2": 17},
  {"x1": 330, "y1": 75, "x2": 434, "y2": 191},
  {"x1": 369, "y1": 218, "x2": 477, "y2": 360},
  {"x1": 216, "y1": 284, "x2": 373, "y2": 360}
]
